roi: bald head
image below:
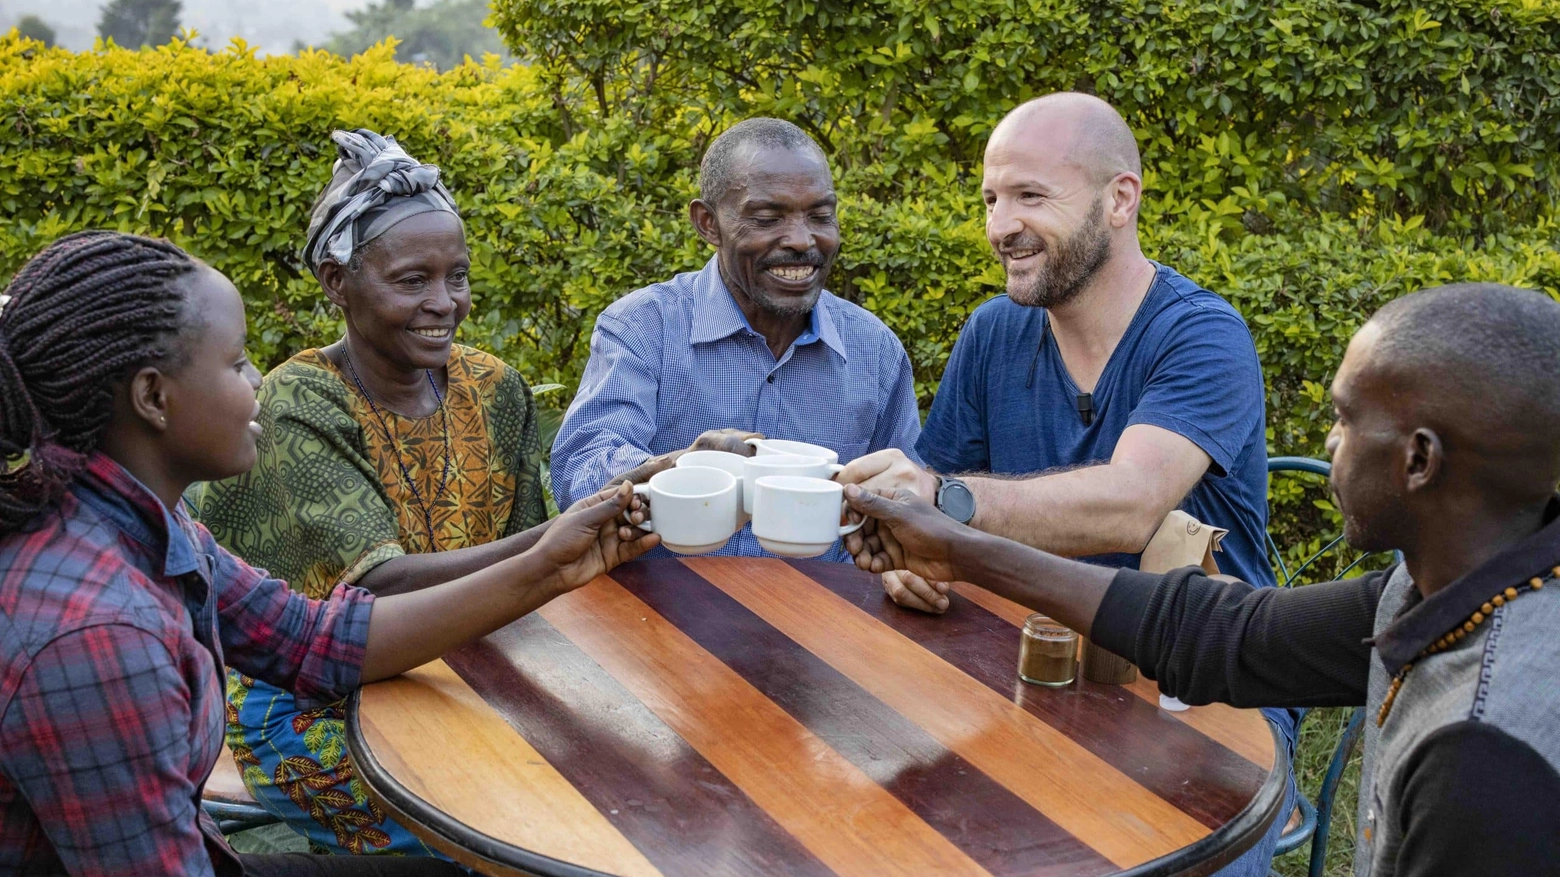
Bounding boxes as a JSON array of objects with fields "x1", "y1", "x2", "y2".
[
  {"x1": 1371, "y1": 284, "x2": 1560, "y2": 437},
  {"x1": 989, "y1": 93, "x2": 1141, "y2": 186},
  {"x1": 1327, "y1": 283, "x2": 1560, "y2": 555},
  {"x1": 1359, "y1": 284, "x2": 1560, "y2": 498}
]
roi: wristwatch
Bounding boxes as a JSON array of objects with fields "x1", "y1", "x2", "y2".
[{"x1": 934, "y1": 475, "x2": 976, "y2": 525}]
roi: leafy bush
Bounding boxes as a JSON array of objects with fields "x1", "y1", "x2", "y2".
[
  {"x1": 3, "y1": 1, "x2": 1559, "y2": 568},
  {"x1": 492, "y1": 0, "x2": 1560, "y2": 233}
]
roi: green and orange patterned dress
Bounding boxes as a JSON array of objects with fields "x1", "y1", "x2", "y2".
[{"x1": 196, "y1": 344, "x2": 545, "y2": 856}]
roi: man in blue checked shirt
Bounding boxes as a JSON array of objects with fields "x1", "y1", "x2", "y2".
[{"x1": 551, "y1": 117, "x2": 923, "y2": 561}]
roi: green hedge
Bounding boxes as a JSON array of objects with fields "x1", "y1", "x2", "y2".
[{"x1": 3, "y1": 3, "x2": 1559, "y2": 574}]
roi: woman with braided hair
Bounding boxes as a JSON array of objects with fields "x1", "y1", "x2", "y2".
[
  {"x1": 0, "y1": 230, "x2": 659, "y2": 877},
  {"x1": 193, "y1": 129, "x2": 557, "y2": 858}
]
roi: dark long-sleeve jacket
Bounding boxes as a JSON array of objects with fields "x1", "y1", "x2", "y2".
[{"x1": 1090, "y1": 500, "x2": 1560, "y2": 877}]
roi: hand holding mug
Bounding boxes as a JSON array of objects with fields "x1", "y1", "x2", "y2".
[
  {"x1": 691, "y1": 428, "x2": 766, "y2": 456},
  {"x1": 834, "y1": 449, "x2": 939, "y2": 558},
  {"x1": 840, "y1": 485, "x2": 967, "y2": 584},
  {"x1": 611, "y1": 429, "x2": 764, "y2": 525},
  {"x1": 832, "y1": 448, "x2": 939, "y2": 497},
  {"x1": 535, "y1": 483, "x2": 660, "y2": 596}
]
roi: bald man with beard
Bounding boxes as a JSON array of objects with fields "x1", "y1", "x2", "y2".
[{"x1": 837, "y1": 92, "x2": 1297, "y2": 877}]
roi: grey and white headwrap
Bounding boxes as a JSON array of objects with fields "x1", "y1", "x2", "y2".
[{"x1": 303, "y1": 129, "x2": 461, "y2": 277}]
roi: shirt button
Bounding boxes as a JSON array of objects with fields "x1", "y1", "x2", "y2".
[{"x1": 766, "y1": 375, "x2": 775, "y2": 383}]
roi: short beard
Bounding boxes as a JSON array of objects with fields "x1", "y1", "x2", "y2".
[
  {"x1": 747, "y1": 283, "x2": 824, "y2": 319},
  {"x1": 1336, "y1": 483, "x2": 1406, "y2": 556},
  {"x1": 1006, "y1": 198, "x2": 1112, "y2": 310}
]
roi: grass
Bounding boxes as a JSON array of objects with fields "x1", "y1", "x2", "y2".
[{"x1": 1271, "y1": 706, "x2": 1363, "y2": 877}]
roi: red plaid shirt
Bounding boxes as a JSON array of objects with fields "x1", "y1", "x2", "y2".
[{"x1": 0, "y1": 454, "x2": 374, "y2": 876}]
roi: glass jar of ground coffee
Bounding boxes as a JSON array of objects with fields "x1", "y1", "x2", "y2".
[{"x1": 1018, "y1": 614, "x2": 1078, "y2": 687}]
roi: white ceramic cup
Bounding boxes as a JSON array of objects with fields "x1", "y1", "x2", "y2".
[
  {"x1": 750, "y1": 475, "x2": 864, "y2": 558},
  {"x1": 631, "y1": 466, "x2": 739, "y2": 555},
  {"x1": 741, "y1": 454, "x2": 844, "y2": 514},
  {"x1": 745, "y1": 437, "x2": 840, "y2": 465},
  {"x1": 677, "y1": 450, "x2": 749, "y2": 529}
]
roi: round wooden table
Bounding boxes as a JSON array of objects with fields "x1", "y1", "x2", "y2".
[{"x1": 347, "y1": 558, "x2": 1285, "y2": 877}]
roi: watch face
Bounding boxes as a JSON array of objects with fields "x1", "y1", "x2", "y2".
[{"x1": 941, "y1": 481, "x2": 976, "y2": 524}]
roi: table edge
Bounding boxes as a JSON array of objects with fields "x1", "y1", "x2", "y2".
[
  {"x1": 347, "y1": 675, "x2": 1288, "y2": 877},
  {"x1": 1113, "y1": 719, "x2": 1289, "y2": 877},
  {"x1": 345, "y1": 688, "x2": 619, "y2": 877}
]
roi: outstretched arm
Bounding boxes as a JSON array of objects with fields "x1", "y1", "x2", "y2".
[
  {"x1": 843, "y1": 485, "x2": 1380, "y2": 708},
  {"x1": 360, "y1": 483, "x2": 657, "y2": 681},
  {"x1": 840, "y1": 423, "x2": 1210, "y2": 558}
]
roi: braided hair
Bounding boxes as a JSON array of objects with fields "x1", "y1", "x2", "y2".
[{"x1": 0, "y1": 230, "x2": 197, "y2": 532}]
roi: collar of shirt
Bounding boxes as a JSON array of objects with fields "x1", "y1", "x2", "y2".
[
  {"x1": 1371, "y1": 494, "x2": 1560, "y2": 674},
  {"x1": 687, "y1": 255, "x2": 848, "y2": 362},
  {"x1": 70, "y1": 452, "x2": 203, "y2": 579}
]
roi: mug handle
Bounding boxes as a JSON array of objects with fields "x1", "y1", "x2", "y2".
[
  {"x1": 837, "y1": 499, "x2": 864, "y2": 537},
  {"x1": 629, "y1": 483, "x2": 655, "y2": 533}
]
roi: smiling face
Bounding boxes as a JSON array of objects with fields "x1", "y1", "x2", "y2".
[
  {"x1": 982, "y1": 122, "x2": 1115, "y2": 310},
  {"x1": 322, "y1": 210, "x2": 471, "y2": 372},
  {"x1": 693, "y1": 144, "x2": 840, "y2": 319},
  {"x1": 1325, "y1": 322, "x2": 1413, "y2": 552},
  {"x1": 160, "y1": 265, "x2": 264, "y2": 483}
]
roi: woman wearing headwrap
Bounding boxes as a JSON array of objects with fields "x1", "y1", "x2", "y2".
[{"x1": 197, "y1": 130, "x2": 549, "y2": 857}]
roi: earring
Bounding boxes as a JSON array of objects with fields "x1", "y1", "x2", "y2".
[{"x1": 159, "y1": 416, "x2": 167, "y2": 425}]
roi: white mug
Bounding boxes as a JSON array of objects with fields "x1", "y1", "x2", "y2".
[
  {"x1": 631, "y1": 466, "x2": 739, "y2": 555},
  {"x1": 742, "y1": 454, "x2": 844, "y2": 514},
  {"x1": 745, "y1": 437, "x2": 840, "y2": 465},
  {"x1": 677, "y1": 450, "x2": 749, "y2": 529},
  {"x1": 750, "y1": 475, "x2": 864, "y2": 558}
]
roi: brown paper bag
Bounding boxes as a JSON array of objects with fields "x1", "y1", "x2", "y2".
[
  {"x1": 1139, "y1": 509, "x2": 1227, "y2": 577},
  {"x1": 1080, "y1": 510, "x2": 1229, "y2": 684}
]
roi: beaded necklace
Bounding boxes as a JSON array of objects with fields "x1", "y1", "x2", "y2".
[
  {"x1": 341, "y1": 344, "x2": 453, "y2": 549},
  {"x1": 1376, "y1": 566, "x2": 1560, "y2": 727}
]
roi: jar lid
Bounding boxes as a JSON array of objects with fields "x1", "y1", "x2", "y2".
[{"x1": 1022, "y1": 613, "x2": 1075, "y2": 640}]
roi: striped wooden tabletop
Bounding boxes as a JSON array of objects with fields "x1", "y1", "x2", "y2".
[{"x1": 347, "y1": 558, "x2": 1284, "y2": 877}]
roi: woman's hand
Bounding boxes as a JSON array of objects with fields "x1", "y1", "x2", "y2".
[
  {"x1": 841, "y1": 484, "x2": 974, "y2": 584},
  {"x1": 535, "y1": 483, "x2": 660, "y2": 594}
]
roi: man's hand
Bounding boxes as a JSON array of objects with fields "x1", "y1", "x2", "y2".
[
  {"x1": 535, "y1": 483, "x2": 660, "y2": 594},
  {"x1": 689, "y1": 428, "x2": 764, "y2": 456},
  {"x1": 841, "y1": 484, "x2": 974, "y2": 584},
  {"x1": 609, "y1": 429, "x2": 764, "y2": 525},
  {"x1": 833, "y1": 448, "x2": 939, "y2": 497},
  {"x1": 882, "y1": 569, "x2": 951, "y2": 614},
  {"x1": 836, "y1": 449, "x2": 939, "y2": 561}
]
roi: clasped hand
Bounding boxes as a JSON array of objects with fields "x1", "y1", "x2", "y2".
[
  {"x1": 834, "y1": 449, "x2": 957, "y2": 614},
  {"x1": 839, "y1": 484, "x2": 974, "y2": 589}
]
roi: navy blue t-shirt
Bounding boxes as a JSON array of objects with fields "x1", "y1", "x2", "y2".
[{"x1": 918, "y1": 262, "x2": 1275, "y2": 589}]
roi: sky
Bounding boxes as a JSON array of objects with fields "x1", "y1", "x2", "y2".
[{"x1": 1, "y1": 0, "x2": 370, "y2": 55}]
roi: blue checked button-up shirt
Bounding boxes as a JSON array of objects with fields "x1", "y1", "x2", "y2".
[{"x1": 552, "y1": 255, "x2": 923, "y2": 561}]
